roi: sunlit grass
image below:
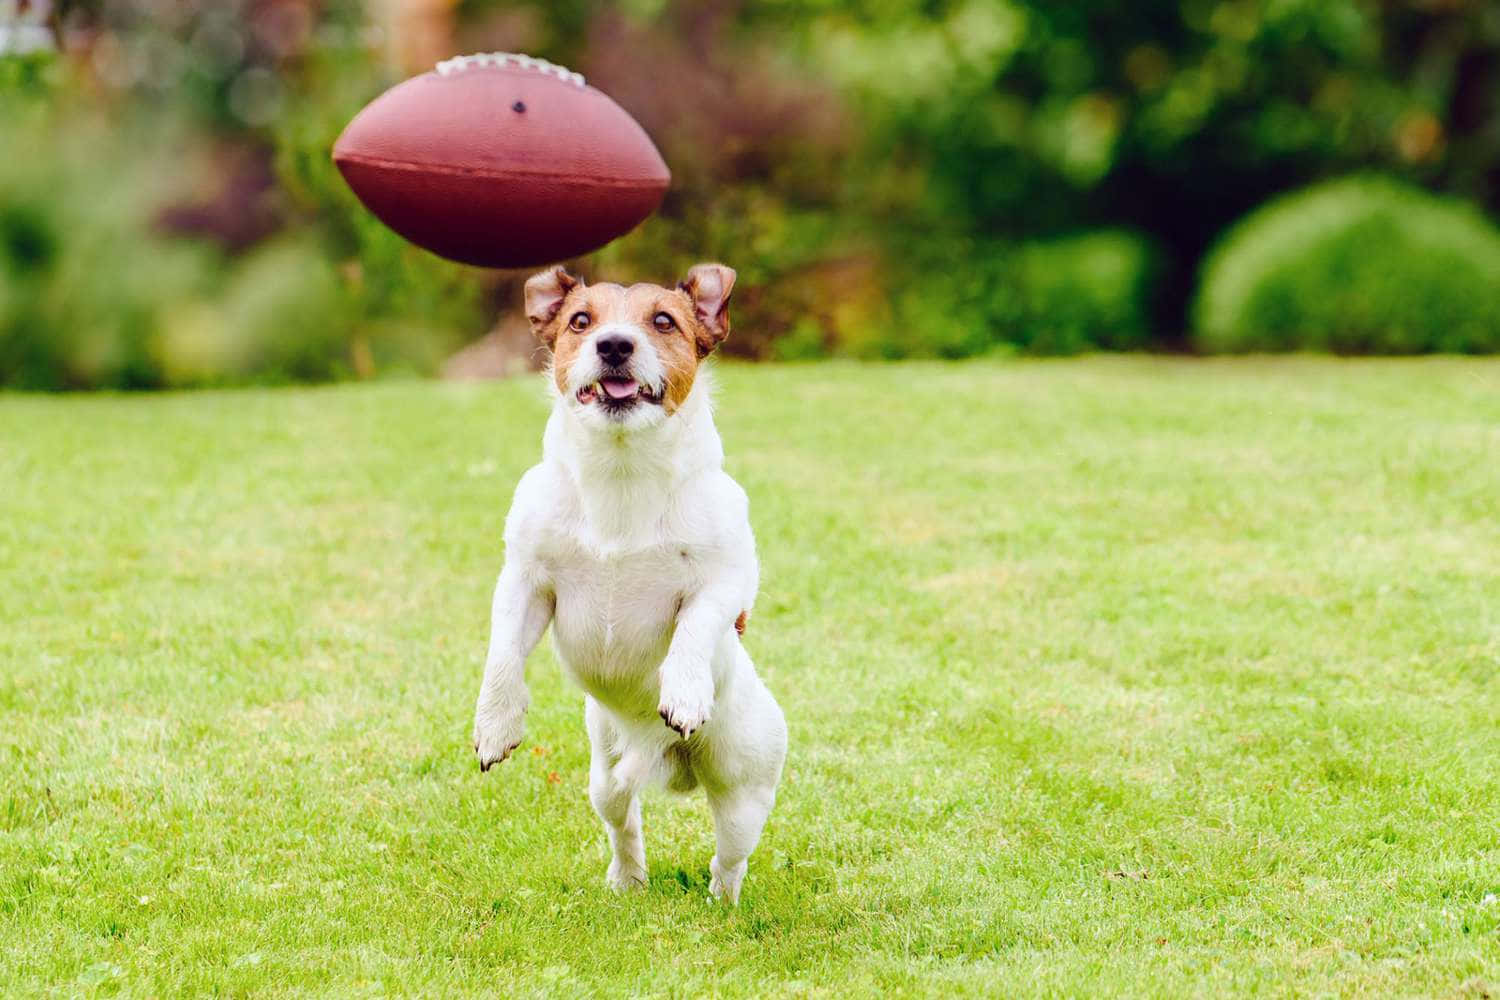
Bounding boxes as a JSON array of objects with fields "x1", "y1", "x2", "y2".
[{"x1": 2, "y1": 358, "x2": 1497, "y2": 996}]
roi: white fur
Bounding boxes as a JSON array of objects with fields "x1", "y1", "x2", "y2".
[{"x1": 473, "y1": 328, "x2": 787, "y2": 905}]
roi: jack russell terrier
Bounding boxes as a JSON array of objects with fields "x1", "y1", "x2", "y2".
[{"x1": 472, "y1": 263, "x2": 787, "y2": 904}]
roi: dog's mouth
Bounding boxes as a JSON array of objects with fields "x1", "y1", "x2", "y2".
[{"x1": 576, "y1": 374, "x2": 661, "y2": 410}]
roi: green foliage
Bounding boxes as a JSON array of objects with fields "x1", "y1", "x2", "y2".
[
  {"x1": 769, "y1": 318, "x2": 829, "y2": 362},
  {"x1": 1194, "y1": 176, "x2": 1500, "y2": 354},
  {"x1": 154, "y1": 238, "x2": 355, "y2": 385},
  {"x1": 0, "y1": 48, "x2": 486, "y2": 390},
  {"x1": 0, "y1": 109, "x2": 217, "y2": 389},
  {"x1": 8, "y1": 0, "x2": 1500, "y2": 378},
  {"x1": 764, "y1": 0, "x2": 1500, "y2": 348},
  {"x1": 0, "y1": 51, "x2": 57, "y2": 95},
  {"x1": 996, "y1": 231, "x2": 1157, "y2": 354},
  {"x1": 868, "y1": 230, "x2": 1156, "y2": 359}
]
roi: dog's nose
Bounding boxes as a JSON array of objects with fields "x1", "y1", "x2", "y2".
[{"x1": 595, "y1": 334, "x2": 635, "y2": 367}]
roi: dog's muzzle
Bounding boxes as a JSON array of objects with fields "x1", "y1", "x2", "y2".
[{"x1": 575, "y1": 370, "x2": 662, "y2": 409}]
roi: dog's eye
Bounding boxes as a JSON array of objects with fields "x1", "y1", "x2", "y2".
[
  {"x1": 569, "y1": 312, "x2": 591, "y2": 332},
  {"x1": 652, "y1": 312, "x2": 676, "y2": 332}
]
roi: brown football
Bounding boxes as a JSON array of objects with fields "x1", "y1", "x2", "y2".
[{"x1": 332, "y1": 53, "x2": 670, "y2": 269}]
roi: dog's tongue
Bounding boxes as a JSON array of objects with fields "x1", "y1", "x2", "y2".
[{"x1": 601, "y1": 377, "x2": 637, "y2": 400}]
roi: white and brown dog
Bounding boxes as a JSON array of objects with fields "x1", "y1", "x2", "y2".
[{"x1": 472, "y1": 263, "x2": 787, "y2": 904}]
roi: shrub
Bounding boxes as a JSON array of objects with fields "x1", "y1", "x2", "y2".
[
  {"x1": 996, "y1": 231, "x2": 1158, "y2": 354},
  {"x1": 0, "y1": 108, "x2": 217, "y2": 389},
  {"x1": 0, "y1": 67, "x2": 486, "y2": 390},
  {"x1": 862, "y1": 230, "x2": 1157, "y2": 359},
  {"x1": 1194, "y1": 176, "x2": 1500, "y2": 354},
  {"x1": 155, "y1": 238, "x2": 356, "y2": 385}
]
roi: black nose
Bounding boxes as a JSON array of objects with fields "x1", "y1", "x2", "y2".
[{"x1": 596, "y1": 334, "x2": 634, "y2": 366}]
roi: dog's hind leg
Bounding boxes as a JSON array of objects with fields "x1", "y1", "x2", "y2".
[
  {"x1": 585, "y1": 698, "x2": 649, "y2": 890},
  {"x1": 707, "y1": 783, "x2": 776, "y2": 905}
]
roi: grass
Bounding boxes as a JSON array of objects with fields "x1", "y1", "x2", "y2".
[{"x1": 1, "y1": 357, "x2": 1497, "y2": 997}]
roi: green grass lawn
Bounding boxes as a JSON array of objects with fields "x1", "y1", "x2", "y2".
[{"x1": 2, "y1": 358, "x2": 1497, "y2": 997}]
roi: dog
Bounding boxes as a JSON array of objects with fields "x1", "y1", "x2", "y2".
[{"x1": 472, "y1": 263, "x2": 787, "y2": 904}]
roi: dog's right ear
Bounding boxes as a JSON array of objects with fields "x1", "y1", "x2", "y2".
[{"x1": 524, "y1": 266, "x2": 581, "y2": 346}]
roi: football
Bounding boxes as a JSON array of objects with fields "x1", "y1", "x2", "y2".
[{"x1": 332, "y1": 53, "x2": 670, "y2": 269}]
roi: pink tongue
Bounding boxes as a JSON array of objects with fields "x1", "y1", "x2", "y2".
[{"x1": 601, "y1": 377, "x2": 637, "y2": 400}]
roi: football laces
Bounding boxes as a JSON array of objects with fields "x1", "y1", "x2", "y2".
[{"x1": 434, "y1": 52, "x2": 586, "y2": 88}]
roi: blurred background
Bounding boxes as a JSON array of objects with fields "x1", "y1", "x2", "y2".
[{"x1": 1, "y1": 0, "x2": 1498, "y2": 389}]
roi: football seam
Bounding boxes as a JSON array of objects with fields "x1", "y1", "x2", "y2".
[
  {"x1": 434, "y1": 52, "x2": 586, "y2": 87},
  {"x1": 333, "y1": 152, "x2": 669, "y2": 188}
]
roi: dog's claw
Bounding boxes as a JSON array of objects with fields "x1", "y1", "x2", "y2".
[
  {"x1": 658, "y1": 707, "x2": 686, "y2": 736},
  {"x1": 657, "y1": 701, "x2": 709, "y2": 739},
  {"x1": 476, "y1": 741, "x2": 520, "y2": 772}
]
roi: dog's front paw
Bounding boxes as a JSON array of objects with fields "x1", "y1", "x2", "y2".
[
  {"x1": 473, "y1": 706, "x2": 525, "y2": 772},
  {"x1": 657, "y1": 678, "x2": 712, "y2": 738}
]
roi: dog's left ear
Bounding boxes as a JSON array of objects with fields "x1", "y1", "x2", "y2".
[{"x1": 679, "y1": 263, "x2": 737, "y2": 357}]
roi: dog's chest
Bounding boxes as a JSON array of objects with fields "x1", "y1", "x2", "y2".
[{"x1": 544, "y1": 537, "x2": 699, "y2": 700}]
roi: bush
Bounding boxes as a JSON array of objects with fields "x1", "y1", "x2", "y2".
[
  {"x1": 1194, "y1": 176, "x2": 1500, "y2": 354},
  {"x1": 996, "y1": 231, "x2": 1158, "y2": 354},
  {"x1": 0, "y1": 108, "x2": 217, "y2": 389},
  {"x1": 0, "y1": 65, "x2": 487, "y2": 390},
  {"x1": 862, "y1": 230, "x2": 1158, "y2": 359},
  {"x1": 155, "y1": 238, "x2": 356, "y2": 385}
]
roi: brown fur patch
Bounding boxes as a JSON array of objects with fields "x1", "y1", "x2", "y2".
[
  {"x1": 549, "y1": 313, "x2": 588, "y2": 396},
  {"x1": 734, "y1": 610, "x2": 748, "y2": 634},
  {"x1": 644, "y1": 289, "x2": 702, "y2": 412}
]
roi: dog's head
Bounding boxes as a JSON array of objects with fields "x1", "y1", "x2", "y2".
[{"x1": 525, "y1": 263, "x2": 736, "y2": 432}]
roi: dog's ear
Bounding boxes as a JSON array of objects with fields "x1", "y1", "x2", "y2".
[
  {"x1": 524, "y1": 266, "x2": 581, "y2": 345},
  {"x1": 679, "y1": 263, "x2": 736, "y2": 357}
]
